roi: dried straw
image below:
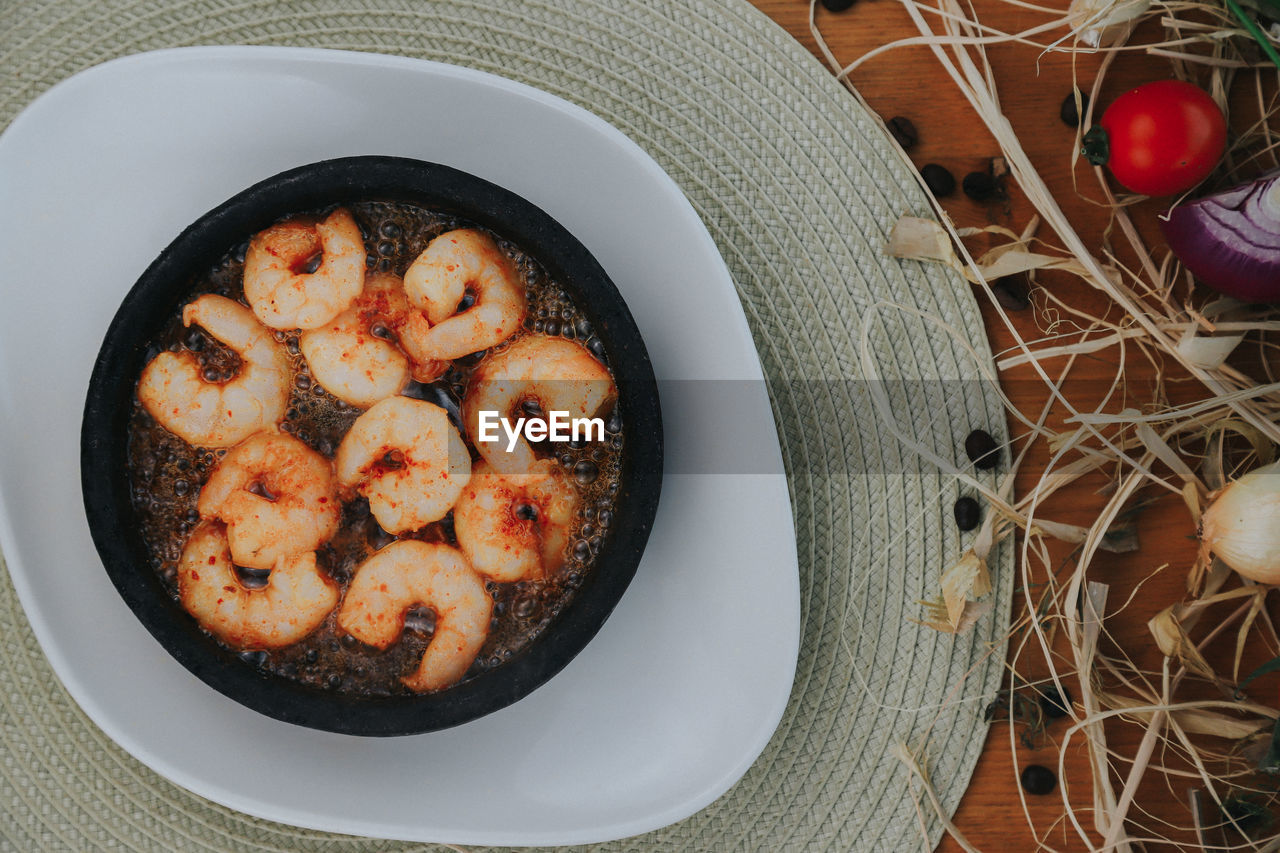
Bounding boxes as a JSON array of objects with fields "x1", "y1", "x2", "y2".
[{"x1": 816, "y1": 0, "x2": 1280, "y2": 847}]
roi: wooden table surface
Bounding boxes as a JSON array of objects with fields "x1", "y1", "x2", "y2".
[{"x1": 746, "y1": 1, "x2": 1274, "y2": 849}]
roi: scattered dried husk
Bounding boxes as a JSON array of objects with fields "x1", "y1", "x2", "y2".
[
  {"x1": 814, "y1": 0, "x2": 1280, "y2": 846},
  {"x1": 918, "y1": 549, "x2": 994, "y2": 633},
  {"x1": 1150, "y1": 605, "x2": 1216, "y2": 679}
]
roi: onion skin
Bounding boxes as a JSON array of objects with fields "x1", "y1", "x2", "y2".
[
  {"x1": 1200, "y1": 461, "x2": 1280, "y2": 584},
  {"x1": 1161, "y1": 174, "x2": 1280, "y2": 303}
]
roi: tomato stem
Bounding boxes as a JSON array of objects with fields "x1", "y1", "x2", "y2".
[{"x1": 1082, "y1": 127, "x2": 1110, "y2": 167}]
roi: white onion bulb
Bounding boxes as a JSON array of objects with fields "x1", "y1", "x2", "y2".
[
  {"x1": 1200, "y1": 461, "x2": 1280, "y2": 584},
  {"x1": 1066, "y1": 0, "x2": 1151, "y2": 46}
]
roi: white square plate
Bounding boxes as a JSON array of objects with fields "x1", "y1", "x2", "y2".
[{"x1": 0, "y1": 46, "x2": 798, "y2": 845}]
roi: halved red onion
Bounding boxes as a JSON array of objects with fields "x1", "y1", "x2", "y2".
[{"x1": 1160, "y1": 173, "x2": 1280, "y2": 303}]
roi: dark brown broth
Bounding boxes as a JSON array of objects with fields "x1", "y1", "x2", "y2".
[{"x1": 126, "y1": 201, "x2": 624, "y2": 696}]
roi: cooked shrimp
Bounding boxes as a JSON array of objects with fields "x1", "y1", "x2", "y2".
[
  {"x1": 401, "y1": 229, "x2": 526, "y2": 359},
  {"x1": 454, "y1": 459, "x2": 578, "y2": 582},
  {"x1": 463, "y1": 335, "x2": 616, "y2": 475},
  {"x1": 243, "y1": 207, "x2": 366, "y2": 330},
  {"x1": 338, "y1": 540, "x2": 491, "y2": 692},
  {"x1": 197, "y1": 432, "x2": 340, "y2": 570},
  {"x1": 334, "y1": 396, "x2": 471, "y2": 534},
  {"x1": 298, "y1": 271, "x2": 412, "y2": 408},
  {"x1": 393, "y1": 309, "x2": 449, "y2": 384},
  {"x1": 178, "y1": 522, "x2": 338, "y2": 649},
  {"x1": 136, "y1": 294, "x2": 290, "y2": 448}
]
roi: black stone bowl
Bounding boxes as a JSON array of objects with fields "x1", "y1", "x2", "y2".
[{"x1": 80, "y1": 156, "x2": 662, "y2": 736}]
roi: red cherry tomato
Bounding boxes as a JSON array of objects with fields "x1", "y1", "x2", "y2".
[{"x1": 1084, "y1": 80, "x2": 1226, "y2": 197}]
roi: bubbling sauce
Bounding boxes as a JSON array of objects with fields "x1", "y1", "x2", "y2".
[{"x1": 126, "y1": 201, "x2": 624, "y2": 696}]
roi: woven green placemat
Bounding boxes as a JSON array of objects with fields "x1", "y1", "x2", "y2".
[{"x1": 0, "y1": 1, "x2": 1011, "y2": 850}]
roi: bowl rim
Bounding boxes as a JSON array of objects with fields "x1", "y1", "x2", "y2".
[{"x1": 80, "y1": 155, "x2": 663, "y2": 736}]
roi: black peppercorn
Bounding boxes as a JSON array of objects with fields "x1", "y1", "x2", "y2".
[
  {"x1": 1020, "y1": 764, "x2": 1057, "y2": 796},
  {"x1": 1060, "y1": 91, "x2": 1089, "y2": 128},
  {"x1": 953, "y1": 496, "x2": 981, "y2": 531},
  {"x1": 992, "y1": 275, "x2": 1030, "y2": 311},
  {"x1": 886, "y1": 115, "x2": 918, "y2": 149},
  {"x1": 964, "y1": 429, "x2": 1001, "y2": 470},
  {"x1": 1039, "y1": 685, "x2": 1073, "y2": 719},
  {"x1": 962, "y1": 170, "x2": 997, "y2": 201},
  {"x1": 920, "y1": 163, "x2": 956, "y2": 197}
]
